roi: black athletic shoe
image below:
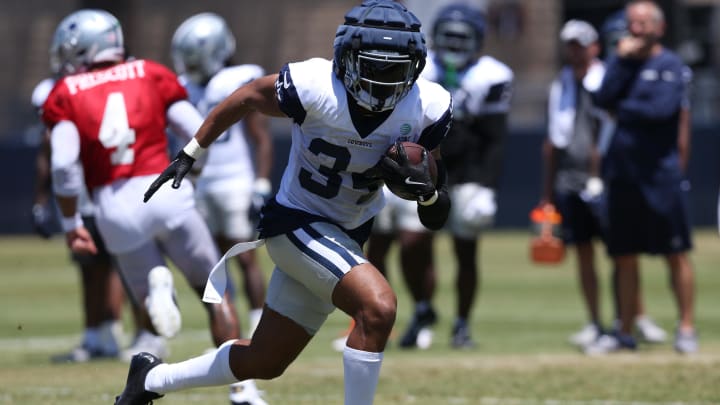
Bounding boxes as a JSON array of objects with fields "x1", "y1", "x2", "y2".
[
  {"x1": 115, "y1": 352, "x2": 164, "y2": 405},
  {"x1": 451, "y1": 323, "x2": 476, "y2": 349},
  {"x1": 399, "y1": 307, "x2": 437, "y2": 348}
]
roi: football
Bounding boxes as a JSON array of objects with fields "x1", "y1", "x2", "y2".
[{"x1": 384, "y1": 141, "x2": 438, "y2": 200}]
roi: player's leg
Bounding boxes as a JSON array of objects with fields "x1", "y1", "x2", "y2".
[
  {"x1": 666, "y1": 252, "x2": 697, "y2": 353},
  {"x1": 202, "y1": 181, "x2": 267, "y2": 337},
  {"x1": 397, "y1": 229, "x2": 437, "y2": 349},
  {"x1": 53, "y1": 216, "x2": 127, "y2": 362},
  {"x1": 118, "y1": 221, "x2": 376, "y2": 403},
  {"x1": 450, "y1": 235, "x2": 478, "y2": 348},
  {"x1": 559, "y1": 193, "x2": 603, "y2": 346},
  {"x1": 159, "y1": 209, "x2": 242, "y2": 345},
  {"x1": 112, "y1": 243, "x2": 174, "y2": 361},
  {"x1": 385, "y1": 193, "x2": 436, "y2": 349},
  {"x1": 271, "y1": 222, "x2": 393, "y2": 405}
]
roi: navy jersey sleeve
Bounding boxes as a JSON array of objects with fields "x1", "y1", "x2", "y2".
[
  {"x1": 417, "y1": 104, "x2": 452, "y2": 151},
  {"x1": 593, "y1": 55, "x2": 642, "y2": 109},
  {"x1": 276, "y1": 63, "x2": 307, "y2": 125}
]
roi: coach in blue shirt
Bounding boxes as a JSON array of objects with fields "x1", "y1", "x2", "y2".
[{"x1": 591, "y1": 0, "x2": 697, "y2": 354}]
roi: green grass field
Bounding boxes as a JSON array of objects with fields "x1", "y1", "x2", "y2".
[{"x1": 1, "y1": 230, "x2": 719, "y2": 404}]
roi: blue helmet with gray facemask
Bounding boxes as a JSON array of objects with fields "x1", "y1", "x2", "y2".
[{"x1": 333, "y1": 1, "x2": 427, "y2": 112}]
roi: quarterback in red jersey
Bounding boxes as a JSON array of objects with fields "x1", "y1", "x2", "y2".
[{"x1": 42, "y1": 9, "x2": 244, "y2": 365}]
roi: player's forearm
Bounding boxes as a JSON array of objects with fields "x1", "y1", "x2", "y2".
[
  {"x1": 50, "y1": 120, "x2": 84, "y2": 200},
  {"x1": 34, "y1": 133, "x2": 52, "y2": 205}
]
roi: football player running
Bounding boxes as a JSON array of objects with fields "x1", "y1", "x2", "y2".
[
  {"x1": 116, "y1": 1, "x2": 452, "y2": 405},
  {"x1": 42, "y1": 8, "x2": 246, "y2": 371},
  {"x1": 170, "y1": 13, "x2": 271, "y2": 405},
  {"x1": 421, "y1": 3, "x2": 513, "y2": 348}
]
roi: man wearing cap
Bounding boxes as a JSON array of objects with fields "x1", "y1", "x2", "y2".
[
  {"x1": 540, "y1": 19, "x2": 613, "y2": 348},
  {"x1": 590, "y1": 0, "x2": 697, "y2": 355}
]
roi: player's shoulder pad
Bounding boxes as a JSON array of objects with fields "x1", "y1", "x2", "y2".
[
  {"x1": 419, "y1": 50, "x2": 441, "y2": 82},
  {"x1": 414, "y1": 77, "x2": 452, "y2": 122},
  {"x1": 31, "y1": 78, "x2": 56, "y2": 109},
  {"x1": 206, "y1": 64, "x2": 266, "y2": 100},
  {"x1": 464, "y1": 55, "x2": 514, "y2": 90},
  {"x1": 285, "y1": 58, "x2": 334, "y2": 111}
]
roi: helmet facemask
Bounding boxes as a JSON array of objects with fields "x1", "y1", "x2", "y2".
[
  {"x1": 343, "y1": 49, "x2": 419, "y2": 112},
  {"x1": 434, "y1": 21, "x2": 478, "y2": 70}
]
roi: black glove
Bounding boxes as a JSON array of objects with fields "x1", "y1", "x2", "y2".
[
  {"x1": 31, "y1": 203, "x2": 56, "y2": 239},
  {"x1": 377, "y1": 142, "x2": 435, "y2": 201},
  {"x1": 143, "y1": 150, "x2": 195, "y2": 202}
]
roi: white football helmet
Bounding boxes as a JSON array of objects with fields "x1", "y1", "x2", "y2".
[
  {"x1": 171, "y1": 13, "x2": 236, "y2": 85},
  {"x1": 50, "y1": 9, "x2": 125, "y2": 76}
]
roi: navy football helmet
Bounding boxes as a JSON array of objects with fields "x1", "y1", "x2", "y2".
[
  {"x1": 333, "y1": 0, "x2": 426, "y2": 112},
  {"x1": 432, "y1": 3, "x2": 486, "y2": 69},
  {"x1": 50, "y1": 9, "x2": 125, "y2": 76}
]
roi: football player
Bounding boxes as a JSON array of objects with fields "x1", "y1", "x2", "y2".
[
  {"x1": 116, "y1": 1, "x2": 452, "y2": 404},
  {"x1": 421, "y1": 2, "x2": 513, "y2": 348},
  {"x1": 170, "y1": 13, "x2": 271, "y2": 405},
  {"x1": 42, "y1": 9, "x2": 245, "y2": 367},
  {"x1": 31, "y1": 53, "x2": 129, "y2": 363}
]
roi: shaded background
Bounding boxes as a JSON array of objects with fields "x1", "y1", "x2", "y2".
[{"x1": 1, "y1": 0, "x2": 719, "y2": 233}]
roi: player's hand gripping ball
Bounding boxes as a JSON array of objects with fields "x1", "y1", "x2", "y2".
[{"x1": 379, "y1": 141, "x2": 437, "y2": 201}]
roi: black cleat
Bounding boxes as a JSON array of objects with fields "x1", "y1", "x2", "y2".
[
  {"x1": 451, "y1": 323, "x2": 476, "y2": 349},
  {"x1": 399, "y1": 307, "x2": 437, "y2": 348},
  {"x1": 115, "y1": 352, "x2": 164, "y2": 405}
]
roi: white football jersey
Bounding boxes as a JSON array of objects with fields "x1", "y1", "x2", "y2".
[
  {"x1": 32, "y1": 78, "x2": 94, "y2": 216},
  {"x1": 274, "y1": 58, "x2": 452, "y2": 230},
  {"x1": 186, "y1": 65, "x2": 265, "y2": 181},
  {"x1": 422, "y1": 52, "x2": 513, "y2": 119}
]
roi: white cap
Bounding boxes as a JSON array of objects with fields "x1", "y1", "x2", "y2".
[{"x1": 560, "y1": 19, "x2": 598, "y2": 47}]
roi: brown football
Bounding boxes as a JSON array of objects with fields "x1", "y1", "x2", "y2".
[{"x1": 385, "y1": 141, "x2": 438, "y2": 200}]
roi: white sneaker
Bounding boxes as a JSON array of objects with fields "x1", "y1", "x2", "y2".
[
  {"x1": 568, "y1": 323, "x2": 600, "y2": 347},
  {"x1": 416, "y1": 327, "x2": 434, "y2": 350},
  {"x1": 145, "y1": 266, "x2": 182, "y2": 339},
  {"x1": 120, "y1": 330, "x2": 169, "y2": 362},
  {"x1": 635, "y1": 316, "x2": 667, "y2": 343},
  {"x1": 230, "y1": 380, "x2": 269, "y2": 405},
  {"x1": 674, "y1": 329, "x2": 698, "y2": 354},
  {"x1": 582, "y1": 334, "x2": 620, "y2": 356}
]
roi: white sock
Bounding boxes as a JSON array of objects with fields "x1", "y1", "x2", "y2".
[
  {"x1": 248, "y1": 308, "x2": 263, "y2": 338},
  {"x1": 343, "y1": 346, "x2": 383, "y2": 405},
  {"x1": 145, "y1": 339, "x2": 238, "y2": 394}
]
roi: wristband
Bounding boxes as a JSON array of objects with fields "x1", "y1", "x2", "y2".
[
  {"x1": 61, "y1": 213, "x2": 83, "y2": 232},
  {"x1": 253, "y1": 178, "x2": 272, "y2": 195},
  {"x1": 417, "y1": 191, "x2": 438, "y2": 206},
  {"x1": 182, "y1": 138, "x2": 206, "y2": 159}
]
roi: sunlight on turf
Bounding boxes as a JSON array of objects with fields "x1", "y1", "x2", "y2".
[{"x1": 0, "y1": 230, "x2": 718, "y2": 404}]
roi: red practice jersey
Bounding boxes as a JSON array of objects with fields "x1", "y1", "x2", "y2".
[{"x1": 43, "y1": 59, "x2": 188, "y2": 191}]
